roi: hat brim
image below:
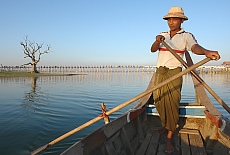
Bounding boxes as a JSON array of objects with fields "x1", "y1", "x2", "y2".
[{"x1": 163, "y1": 14, "x2": 188, "y2": 20}]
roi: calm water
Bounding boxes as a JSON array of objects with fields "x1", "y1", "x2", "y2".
[{"x1": 0, "y1": 72, "x2": 229, "y2": 155}]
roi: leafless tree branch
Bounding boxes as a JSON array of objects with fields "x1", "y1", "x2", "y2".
[{"x1": 20, "y1": 36, "x2": 51, "y2": 73}]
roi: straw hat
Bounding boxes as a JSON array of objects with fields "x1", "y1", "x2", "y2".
[{"x1": 163, "y1": 6, "x2": 188, "y2": 20}]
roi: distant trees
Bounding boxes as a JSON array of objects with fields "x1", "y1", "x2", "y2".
[{"x1": 20, "y1": 36, "x2": 51, "y2": 73}]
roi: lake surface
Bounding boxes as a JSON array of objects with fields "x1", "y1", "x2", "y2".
[{"x1": 0, "y1": 72, "x2": 229, "y2": 155}]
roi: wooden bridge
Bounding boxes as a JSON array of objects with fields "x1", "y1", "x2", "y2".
[{"x1": 0, "y1": 65, "x2": 229, "y2": 73}]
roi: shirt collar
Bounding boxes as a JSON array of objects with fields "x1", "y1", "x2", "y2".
[{"x1": 168, "y1": 28, "x2": 185, "y2": 34}]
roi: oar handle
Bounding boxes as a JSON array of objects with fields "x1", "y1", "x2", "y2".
[{"x1": 161, "y1": 40, "x2": 230, "y2": 114}]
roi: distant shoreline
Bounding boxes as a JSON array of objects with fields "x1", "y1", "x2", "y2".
[{"x1": 0, "y1": 71, "x2": 87, "y2": 77}]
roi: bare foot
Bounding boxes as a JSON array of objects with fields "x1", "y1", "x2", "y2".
[
  {"x1": 165, "y1": 138, "x2": 174, "y2": 153},
  {"x1": 157, "y1": 127, "x2": 166, "y2": 135}
]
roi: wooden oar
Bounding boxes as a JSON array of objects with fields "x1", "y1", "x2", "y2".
[
  {"x1": 31, "y1": 57, "x2": 210, "y2": 155},
  {"x1": 161, "y1": 40, "x2": 230, "y2": 114}
]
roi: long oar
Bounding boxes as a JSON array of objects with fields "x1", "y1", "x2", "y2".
[
  {"x1": 31, "y1": 57, "x2": 210, "y2": 155},
  {"x1": 161, "y1": 40, "x2": 230, "y2": 114}
]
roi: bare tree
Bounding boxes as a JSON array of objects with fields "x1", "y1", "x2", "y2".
[{"x1": 20, "y1": 36, "x2": 51, "y2": 73}]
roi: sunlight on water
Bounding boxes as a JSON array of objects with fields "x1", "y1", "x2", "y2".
[{"x1": 0, "y1": 73, "x2": 229, "y2": 155}]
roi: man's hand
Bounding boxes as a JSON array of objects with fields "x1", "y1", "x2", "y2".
[
  {"x1": 156, "y1": 35, "x2": 165, "y2": 43},
  {"x1": 204, "y1": 50, "x2": 220, "y2": 60}
]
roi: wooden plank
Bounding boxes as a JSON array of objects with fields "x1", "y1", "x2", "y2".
[
  {"x1": 130, "y1": 136, "x2": 139, "y2": 153},
  {"x1": 173, "y1": 130, "x2": 180, "y2": 154},
  {"x1": 124, "y1": 121, "x2": 137, "y2": 143},
  {"x1": 104, "y1": 141, "x2": 117, "y2": 155},
  {"x1": 135, "y1": 116, "x2": 144, "y2": 141},
  {"x1": 108, "y1": 131, "x2": 123, "y2": 154},
  {"x1": 145, "y1": 129, "x2": 160, "y2": 155},
  {"x1": 107, "y1": 131, "x2": 120, "y2": 143},
  {"x1": 179, "y1": 129, "x2": 199, "y2": 135},
  {"x1": 189, "y1": 134, "x2": 199, "y2": 155},
  {"x1": 180, "y1": 133, "x2": 191, "y2": 155},
  {"x1": 136, "y1": 127, "x2": 154, "y2": 155},
  {"x1": 180, "y1": 129, "x2": 207, "y2": 155},
  {"x1": 157, "y1": 132, "x2": 167, "y2": 155},
  {"x1": 112, "y1": 137, "x2": 124, "y2": 154},
  {"x1": 81, "y1": 129, "x2": 107, "y2": 155},
  {"x1": 195, "y1": 84, "x2": 221, "y2": 116},
  {"x1": 193, "y1": 134, "x2": 207, "y2": 155},
  {"x1": 103, "y1": 113, "x2": 129, "y2": 137},
  {"x1": 156, "y1": 132, "x2": 166, "y2": 154},
  {"x1": 99, "y1": 144, "x2": 107, "y2": 155},
  {"x1": 120, "y1": 127, "x2": 134, "y2": 155}
]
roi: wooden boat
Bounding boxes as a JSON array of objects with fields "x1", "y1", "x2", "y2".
[
  {"x1": 32, "y1": 42, "x2": 230, "y2": 155},
  {"x1": 60, "y1": 61, "x2": 229, "y2": 154}
]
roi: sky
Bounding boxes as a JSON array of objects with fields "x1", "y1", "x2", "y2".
[{"x1": 1, "y1": 0, "x2": 230, "y2": 67}]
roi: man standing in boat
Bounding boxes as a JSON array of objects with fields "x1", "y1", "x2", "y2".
[{"x1": 150, "y1": 6, "x2": 220, "y2": 153}]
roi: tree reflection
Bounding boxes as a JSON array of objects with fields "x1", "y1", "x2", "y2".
[{"x1": 21, "y1": 76, "x2": 48, "y2": 112}]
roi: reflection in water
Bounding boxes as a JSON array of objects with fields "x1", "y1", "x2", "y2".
[
  {"x1": 21, "y1": 76, "x2": 49, "y2": 113},
  {"x1": 31, "y1": 76, "x2": 37, "y2": 92}
]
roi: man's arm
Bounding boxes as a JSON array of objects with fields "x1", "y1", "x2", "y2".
[
  {"x1": 151, "y1": 41, "x2": 160, "y2": 52},
  {"x1": 151, "y1": 35, "x2": 165, "y2": 52},
  {"x1": 191, "y1": 44, "x2": 220, "y2": 60}
]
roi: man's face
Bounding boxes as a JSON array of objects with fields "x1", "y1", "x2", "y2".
[{"x1": 167, "y1": 17, "x2": 184, "y2": 31}]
